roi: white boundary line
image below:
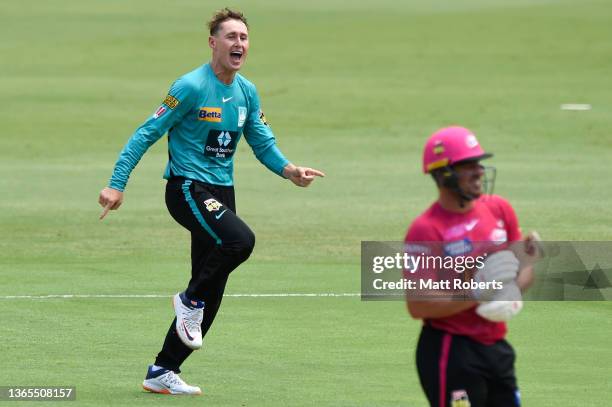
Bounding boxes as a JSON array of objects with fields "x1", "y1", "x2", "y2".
[{"x1": 0, "y1": 293, "x2": 361, "y2": 299}]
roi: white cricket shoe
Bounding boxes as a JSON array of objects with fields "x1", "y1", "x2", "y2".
[
  {"x1": 173, "y1": 292, "x2": 204, "y2": 350},
  {"x1": 142, "y1": 365, "x2": 202, "y2": 395}
]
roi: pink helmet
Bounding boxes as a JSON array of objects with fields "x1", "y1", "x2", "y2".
[{"x1": 422, "y1": 126, "x2": 492, "y2": 173}]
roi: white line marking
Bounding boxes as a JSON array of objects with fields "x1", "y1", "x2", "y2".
[
  {"x1": 560, "y1": 103, "x2": 591, "y2": 111},
  {"x1": 0, "y1": 293, "x2": 361, "y2": 300}
]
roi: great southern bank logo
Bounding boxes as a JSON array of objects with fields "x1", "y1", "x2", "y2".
[
  {"x1": 217, "y1": 131, "x2": 232, "y2": 147},
  {"x1": 205, "y1": 130, "x2": 237, "y2": 159}
]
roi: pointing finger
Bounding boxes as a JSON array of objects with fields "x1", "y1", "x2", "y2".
[
  {"x1": 99, "y1": 203, "x2": 112, "y2": 220},
  {"x1": 306, "y1": 169, "x2": 325, "y2": 177}
]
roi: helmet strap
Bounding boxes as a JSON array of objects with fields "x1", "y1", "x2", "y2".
[{"x1": 438, "y1": 166, "x2": 476, "y2": 206}]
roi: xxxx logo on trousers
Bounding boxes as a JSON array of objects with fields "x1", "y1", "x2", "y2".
[{"x1": 203, "y1": 198, "x2": 222, "y2": 212}]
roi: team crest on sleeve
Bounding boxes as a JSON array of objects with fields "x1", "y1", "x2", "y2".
[
  {"x1": 203, "y1": 198, "x2": 222, "y2": 212},
  {"x1": 259, "y1": 110, "x2": 269, "y2": 126},
  {"x1": 163, "y1": 95, "x2": 180, "y2": 109},
  {"x1": 238, "y1": 106, "x2": 247, "y2": 127}
]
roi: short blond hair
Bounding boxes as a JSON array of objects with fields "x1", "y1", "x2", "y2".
[{"x1": 208, "y1": 8, "x2": 248, "y2": 36}]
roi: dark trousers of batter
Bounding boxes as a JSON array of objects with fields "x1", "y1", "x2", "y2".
[
  {"x1": 416, "y1": 324, "x2": 520, "y2": 407},
  {"x1": 154, "y1": 177, "x2": 255, "y2": 372}
]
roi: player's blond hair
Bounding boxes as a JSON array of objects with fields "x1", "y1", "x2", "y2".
[{"x1": 208, "y1": 8, "x2": 249, "y2": 36}]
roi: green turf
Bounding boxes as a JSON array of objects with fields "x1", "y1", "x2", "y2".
[{"x1": 1, "y1": 0, "x2": 611, "y2": 406}]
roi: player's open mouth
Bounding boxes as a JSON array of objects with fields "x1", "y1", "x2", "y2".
[{"x1": 230, "y1": 51, "x2": 243, "y2": 63}]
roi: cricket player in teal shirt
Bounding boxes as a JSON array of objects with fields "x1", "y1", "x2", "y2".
[{"x1": 98, "y1": 8, "x2": 324, "y2": 394}]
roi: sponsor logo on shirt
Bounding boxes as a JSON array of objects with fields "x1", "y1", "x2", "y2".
[
  {"x1": 204, "y1": 130, "x2": 237, "y2": 159},
  {"x1": 203, "y1": 198, "x2": 222, "y2": 212},
  {"x1": 153, "y1": 106, "x2": 166, "y2": 119},
  {"x1": 217, "y1": 131, "x2": 232, "y2": 147},
  {"x1": 163, "y1": 95, "x2": 180, "y2": 109},
  {"x1": 444, "y1": 239, "x2": 473, "y2": 256},
  {"x1": 199, "y1": 107, "x2": 222, "y2": 122}
]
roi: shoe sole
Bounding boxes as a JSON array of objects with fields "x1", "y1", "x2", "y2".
[
  {"x1": 142, "y1": 384, "x2": 202, "y2": 396},
  {"x1": 173, "y1": 294, "x2": 203, "y2": 350},
  {"x1": 142, "y1": 384, "x2": 171, "y2": 394}
]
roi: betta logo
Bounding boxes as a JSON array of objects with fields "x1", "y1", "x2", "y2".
[{"x1": 198, "y1": 107, "x2": 222, "y2": 122}]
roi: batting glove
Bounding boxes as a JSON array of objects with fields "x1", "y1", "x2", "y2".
[
  {"x1": 476, "y1": 282, "x2": 523, "y2": 322},
  {"x1": 471, "y1": 250, "x2": 519, "y2": 301}
]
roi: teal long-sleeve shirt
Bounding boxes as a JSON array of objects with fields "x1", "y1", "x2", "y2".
[{"x1": 109, "y1": 63, "x2": 289, "y2": 191}]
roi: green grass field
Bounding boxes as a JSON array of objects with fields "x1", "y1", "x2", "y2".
[{"x1": 1, "y1": 0, "x2": 611, "y2": 405}]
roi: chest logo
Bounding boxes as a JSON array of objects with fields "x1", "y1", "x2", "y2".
[
  {"x1": 204, "y1": 130, "x2": 238, "y2": 159},
  {"x1": 444, "y1": 239, "x2": 473, "y2": 257},
  {"x1": 217, "y1": 131, "x2": 232, "y2": 147},
  {"x1": 198, "y1": 107, "x2": 222, "y2": 122},
  {"x1": 490, "y1": 228, "x2": 508, "y2": 245}
]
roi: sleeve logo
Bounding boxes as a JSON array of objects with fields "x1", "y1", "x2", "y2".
[
  {"x1": 163, "y1": 95, "x2": 180, "y2": 109},
  {"x1": 238, "y1": 106, "x2": 247, "y2": 127},
  {"x1": 259, "y1": 110, "x2": 269, "y2": 126},
  {"x1": 153, "y1": 106, "x2": 167, "y2": 119}
]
